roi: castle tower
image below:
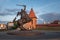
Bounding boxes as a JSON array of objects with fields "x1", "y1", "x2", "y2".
[
  {"x1": 29, "y1": 8, "x2": 37, "y2": 29},
  {"x1": 23, "y1": 8, "x2": 37, "y2": 30}
]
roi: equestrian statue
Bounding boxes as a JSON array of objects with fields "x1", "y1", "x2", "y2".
[{"x1": 13, "y1": 5, "x2": 32, "y2": 30}]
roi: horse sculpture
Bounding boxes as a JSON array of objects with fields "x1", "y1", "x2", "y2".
[{"x1": 13, "y1": 5, "x2": 32, "y2": 30}]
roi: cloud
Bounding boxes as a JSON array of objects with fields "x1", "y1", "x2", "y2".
[
  {"x1": 37, "y1": 17, "x2": 44, "y2": 21},
  {"x1": 38, "y1": 13, "x2": 60, "y2": 23},
  {"x1": 0, "y1": 8, "x2": 20, "y2": 16},
  {"x1": 0, "y1": 21, "x2": 8, "y2": 24},
  {"x1": 0, "y1": 12, "x2": 16, "y2": 16},
  {"x1": 35, "y1": 2, "x2": 60, "y2": 20},
  {"x1": 37, "y1": 17, "x2": 45, "y2": 24},
  {"x1": 0, "y1": 9, "x2": 30, "y2": 16},
  {"x1": 6, "y1": 8, "x2": 20, "y2": 12},
  {"x1": 0, "y1": 15, "x2": 16, "y2": 21}
]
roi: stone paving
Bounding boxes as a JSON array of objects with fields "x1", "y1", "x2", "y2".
[{"x1": 0, "y1": 30, "x2": 60, "y2": 40}]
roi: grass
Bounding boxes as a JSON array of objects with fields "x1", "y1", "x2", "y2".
[{"x1": 36, "y1": 27, "x2": 60, "y2": 31}]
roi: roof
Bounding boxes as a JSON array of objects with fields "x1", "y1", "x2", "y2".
[{"x1": 29, "y1": 8, "x2": 37, "y2": 18}]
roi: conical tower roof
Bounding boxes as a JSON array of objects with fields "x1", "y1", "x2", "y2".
[{"x1": 29, "y1": 8, "x2": 37, "y2": 18}]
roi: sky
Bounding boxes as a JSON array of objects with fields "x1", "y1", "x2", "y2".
[{"x1": 0, "y1": 0, "x2": 60, "y2": 23}]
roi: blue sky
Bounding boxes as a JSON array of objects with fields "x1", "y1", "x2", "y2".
[{"x1": 0, "y1": 0, "x2": 60, "y2": 22}]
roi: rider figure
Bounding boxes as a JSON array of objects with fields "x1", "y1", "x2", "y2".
[{"x1": 15, "y1": 6, "x2": 32, "y2": 30}]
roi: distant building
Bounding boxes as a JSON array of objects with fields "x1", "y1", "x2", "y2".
[
  {"x1": 37, "y1": 20, "x2": 60, "y2": 28},
  {"x1": 23, "y1": 8, "x2": 37, "y2": 30},
  {"x1": 7, "y1": 22, "x2": 14, "y2": 29},
  {"x1": 43, "y1": 21, "x2": 46, "y2": 24},
  {"x1": 51, "y1": 20, "x2": 60, "y2": 24},
  {"x1": 0, "y1": 24, "x2": 7, "y2": 30}
]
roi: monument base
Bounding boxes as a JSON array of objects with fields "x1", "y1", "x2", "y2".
[{"x1": 7, "y1": 30, "x2": 44, "y2": 36}]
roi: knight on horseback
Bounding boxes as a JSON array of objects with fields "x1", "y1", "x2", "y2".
[{"x1": 13, "y1": 5, "x2": 32, "y2": 30}]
